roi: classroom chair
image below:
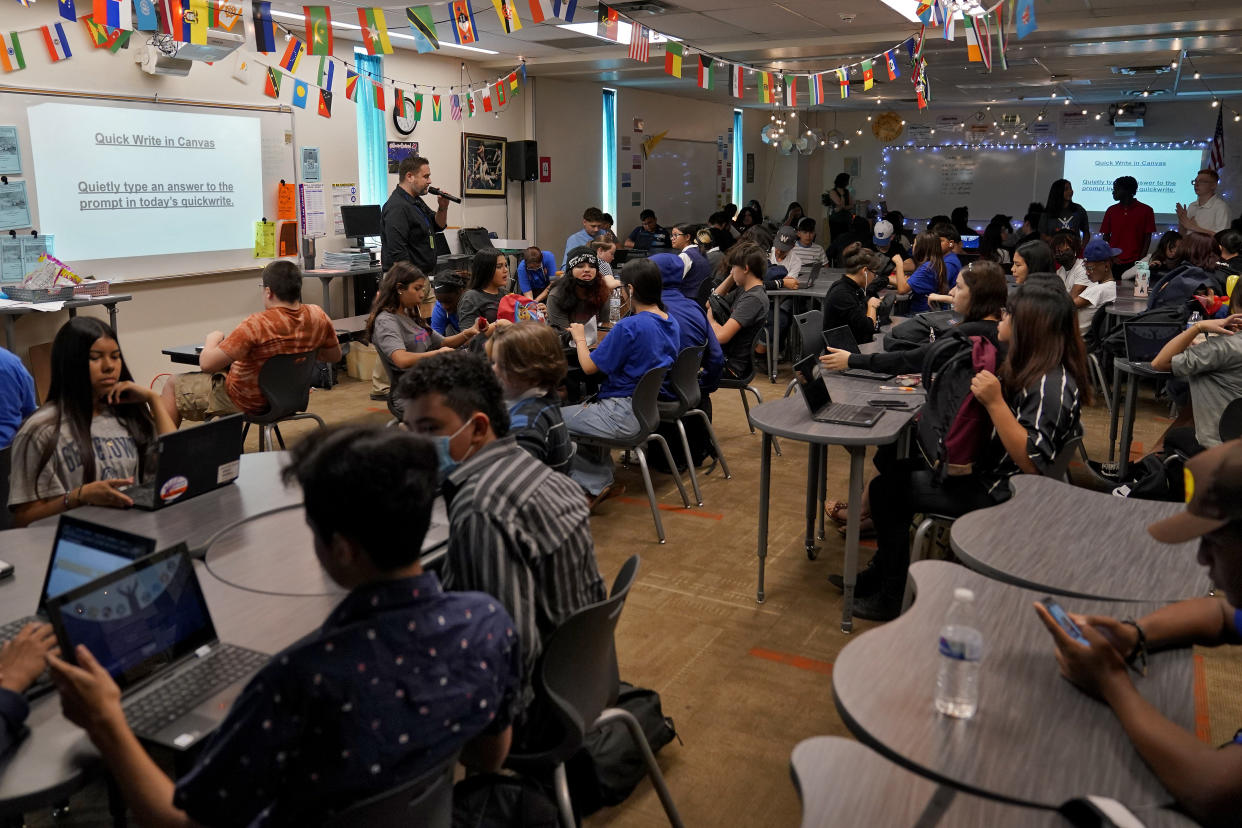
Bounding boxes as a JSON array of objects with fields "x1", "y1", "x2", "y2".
[
  {"x1": 1219, "y1": 399, "x2": 1242, "y2": 443},
  {"x1": 503, "y1": 556, "x2": 684, "y2": 828},
  {"x1": 0, "y1": 446, "x2": 11, "y2": 531},
  {"x1": 716, "y1": 369, "x2": 780, "y2": 456},
  {"x1": 239, "y1": 351, "x2": 327, "y2": 452},
  {"x1": 320, "y1": 751, "x2": 457, "y2": 828},
  {"x1": 572, "y1": 365, "x2": 690, "y2": 543},
  {"x1": 658, "y1": 346, "x2": 732, "y2": 507},
  {"x1": 783, "y1": 310, "x2": 824, "y2": 398}
]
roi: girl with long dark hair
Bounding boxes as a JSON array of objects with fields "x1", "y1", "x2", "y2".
[
  {"x1": 457, "y1": 247, "x2": 510, "y2": 324},
  {"x1": 9, "y1": 317, "x2": 175, "y2": 526},
  {"x1": 546, "y1": 247, "x2": 612, "y2": 340},
  {"x1": 906, "y1": 232, "x2": 948, "y2": 312},
  {"x1": 1012, "y1": 239, "x2": 1055, "y2": 285},
  {"x1": 1039, "y1": 178, "x2": 1090, "y2": 243},
  {"x1": 843, "y1": 283, "x2": 1087, "y2": 620}
]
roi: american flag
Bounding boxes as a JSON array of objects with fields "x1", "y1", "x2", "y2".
[
  {"x1": 450, "y1": 93, "x2": 462, "y2": 120},
  {"x1": 628, "y1": 22, "x2": 648, "y2": 62},
  {"x1": 1209, "y1": 108, "x2": 1225, "y2": 173}
]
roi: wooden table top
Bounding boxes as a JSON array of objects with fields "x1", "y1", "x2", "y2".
[
  {"x1": 950, "y1": 475, "x2": 1207, "y2": 602},
  {"x1": 833, "y1": 560, "x2": 1193, "y2": 809}
]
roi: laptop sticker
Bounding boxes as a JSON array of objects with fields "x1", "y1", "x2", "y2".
[
  {"x1": 217, "y1": 460, "x2": 240, "y2": 485},
  {"x1": 159, "y1": 476, "x2": 189, "y2": 503}
]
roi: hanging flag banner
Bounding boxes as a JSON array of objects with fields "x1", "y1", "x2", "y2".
[
  {"x1": 185, "y1": 0, "x2": 208, "y2": 45},
  {"x1": 551, "y1": 0, "x2": 575, "y2": 22},
  {"x1": 697, "y1": 56, "x2": 714, "y2": 90},
  {"x1": 482, "y1": 88, "x2": 493, "y2": 113},
  {"x1": 915, "y1": 0, "x2": 933, "y2": 23},
  {"x1": 977, "y1": 13, "x2": 993, "y2": 70},
  {"x1": 252, "y1": 0, "x2": 276, "y2": 52},
  {"x1": 1015, "y1": 0, "x2": 1036, "y2": 39},
  {"x1": 292, "y1": 79, "x2": 309, "y2": 109},
  {"x1": 450, "y1": 94, "x2": 462, "y2": 120},
  {"x1": 414, "y1": 92, "x2": 424, "y2": 120},
  {"x1": 663, "y1": 42, "x2": 682, "y2": 78},
  {"x1": 94, "y1": 0, "x2": 131, "y2": 31},
  {"x1": 394, "y1": 87, "x2": 407, "y2": 117},
  {"x1": 526, "y1": 0, "x2": 552, "y2": 24},
  {"x1": 82, "y1": 15, "x2": 133, "y2": 51},
  {"x1": 318, "y1": 89, "x2": 333, "y2": 117},
  {"x1": 432, "y1": 94, "x2": 442, "y2": 120},
  {"x1": 468, "y1": 90, "x2": 477, "y2": 117},
  {"x1": 508, "y1": 71, "x2": 518, "y2": 91},
  {"x1": 836, "y1": 67, "x2": 849, "y2": 99},
  {"x1": 304, "y1": 6, "x2": 333, "y2": 56},
  {"x1": 450, "y1": 0, "x2": 478, "y2": 45},
  {"x1": 596, "y1": 3, "x2": 619, "y2": 41},
  {"x1": 729, "y1": 63, "x2": 743, "y2": 99},
  {"x1": 345, "y1": 67, "x2": 359, "y2": 101},
  {"x1": 264, "y1": 66, "x2": 282, "y2": 98},
  {"x1": 358, "y1": 8, "x2": 393, "y2": 54},
  {"x1": 41, "y1": 23, "x2": 73, "y2": 62},
  {"x1": 861, "y1": 59, "x2": 874, "y2": 90},
  {"x1": 403, "y1": 6, "x2": 439, "y2": 53},
  {"x1": 211, "y1": 0, "x2": 244, "y2": 31},
  {"x1": 811, "y1": 73, "x2": 824, "y2": 106},
  {"x1": 783, "y1": 74, "x2": 796, "y2": 107},
  {"x1": 759, "y1": 71, "x2": 772, "y2": 104},
  {"x1": 134, "y1": 0, "x2": 159, "y2": 29},
  {"x1": 59, "y1": 0, "x2": 78, "y2": 21},
  {"x1": 0, "y1": 33, "x2": 26, "y2": 72},
  {"x1": 963, "y1": 15, "x2": 981, "y2": 62},
  {"x1": 884, "y1": 48, "x2": 899, "y2": 80},
  {"x1": 373, "y1": 81, "x2": 385, "y2": 111},
  {"x1": 280, "y1": 37, "x2": 304, "y2": 73},
  {"x1": 628, "y1": 22, "x2": 648, "y2": 62},
  {"x1": 492, "y1": 0, "x2": 522, "y2": 32},
  {"x1": 994, "y1": 5, "x2": 1008, "y2": 70},
  {"x1": 317, "y1": 56, "x2": 334, "y2": 90}
]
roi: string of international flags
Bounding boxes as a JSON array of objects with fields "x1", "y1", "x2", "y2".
[{"x1": 2, "y1": 0, "x2": 1038, "y2": 117}]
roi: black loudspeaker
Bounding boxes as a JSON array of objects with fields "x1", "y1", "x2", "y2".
[{"x1": 506, "y1": 140, "x2": 538, "y2": 182}]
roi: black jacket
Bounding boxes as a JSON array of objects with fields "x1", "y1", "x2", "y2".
[
  {"x1": 851, "y1": 319, "x2": 1002, "y2": 375},
  {"x1": 380, "y1": 186, "x2": 441, "y2": 272}
]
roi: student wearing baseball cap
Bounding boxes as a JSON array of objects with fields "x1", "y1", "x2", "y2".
[
  {"x1": 1034, "y1": 439, "x2": 1242, "y2": 827},
  {"x1": 430, "y1": 272, "x2": 467, "y2": 336},
  {"x1": 1073, "y1": 237, "x2": 1121, "y2": 334}
]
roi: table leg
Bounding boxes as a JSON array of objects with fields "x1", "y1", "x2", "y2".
[
  {"x1": 816, "y1": 445, "x2": 827, "y2": 541},
  {"x1": 107, "y1": 302, "x2": 119, "y2": 333},
  {"x1": 840, "y1": 447, "x2": 865, "y2": 633},
  {"x1": 804, "y1": 443, "x2": 820, "y2": 559},
  {"x1": 912, "y1": 785, "x2": 957, "y2": 828},
  {"x1": 756, "y1": 432, "x2": 772, "y2": 603},
  {"x1": 67, "y1": 306, "x2": 76, "y2": 318},
  {"x1": 1119, "y1": 373, "x2": 1140, "y2": 480},
  {"x1": 768, "y1": 295, "x2": 779, "y2": 383},
  {"x1": 320, "y1": 276, "x2": 333, "y2": 317},
  {"x1": 1108, "y1": 363, "x2": 1123, "y2": 462},
  {"x1": 3, "y1": 316, "x2": 14, "y2": 351}
]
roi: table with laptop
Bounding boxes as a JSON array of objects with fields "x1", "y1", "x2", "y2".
[
  {"x1": 950, "y1": 475, "x2": 1208, "y2": 602},
  {"x1": 833, "y1": 560, "x2": 1194, "y2": 813},
  {"x1": 1108, "y1": 319, "x2": 1179, "y2": 479},
  {"x1": 749, "y1": 328, "x2": 924, "y2": 630},
  {"x1": 763, "y1": 264, "x2": 842, "y2": 383}
]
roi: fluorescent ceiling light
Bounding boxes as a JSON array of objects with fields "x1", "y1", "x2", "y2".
[
  {"x1": 270, "y1": 8, "x2": 499, "y2": 54},
  {"x1": 556, "y1": 21, "x2": 679, "y2": 45}
]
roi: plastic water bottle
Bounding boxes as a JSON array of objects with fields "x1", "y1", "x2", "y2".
[
  {"x1": 934, "y1": 588, "x2": 983, "y2": 719},
  {"x1": 609, "y1": 289, "x2": 621, "y2": 324},
  {"x1": 1187, "y1": 310, "x2": 1202, "y2": 331}
]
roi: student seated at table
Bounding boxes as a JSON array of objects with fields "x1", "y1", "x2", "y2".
[
  {"x1": 706, "y1": 242, "x2": 770, "y2": 381},
  {"x1": 489, "y1": 322, "x2": 573, "y2": 475},
  {"x1": 625, "y1": 209, "x2": 670, "y2": 251},
  {"x1": 1075, "y1": 238, "x2": 1120, "y2": 334},
  {"x1": 823, "y1": 243, "x2": 884, "y2": 346},
  {"x1": 45, "y1": 425, "x2": 521, "y2": 826},
  {"x1": 546, "y1": 247, "x2": 611, "y2": 341},
  {"x1": 905, "y1": 232, "x2": 951, "y2": 314},
  {"x1": 159, "y1": 260, "x2": 340, "y2": 429},
  {"x1": 752, "y1": 227, "x2": 800, "y2": 357},
  {"x1": 563, "y1": 259, "x2": 680, "y2": 505},
  {"x1": 9, "y1": 318, "x2": 176, "y2": 527},
  {"x1": 672, "y1": 223, "x2": 713, "y2": 300},
  {"x1": 1034, "y1": 439, "x2": 1242, "y2": 828},
  {"x1": 564, "y1": 207, "x2": 605, "y2": 267},
  {"x1": 844, "y1": 283, "x2": 1086, "y2": 621},
  {"x1": 933, "y1": 223, "x2": 964, "y2": 287},
  {"x1": 0, "y1": 622, "x2": 58, "y2": 758},
  {"x1": 1051, "y1": 230, "x2": 1090, "y2": 299},
  {"x1": 517, "y1": 246, "x2": 557, "y2": 302},
  {"x1": 0, "y1": 344, "x2": 36, "y2": 450},
  {"x1": 652, "y1": 251, "x2": 724, "y2": 395},
  {"x1": 458, "y1": 248, "x2": 511, "y2": 326},
  {"x1": 395, "y1": 352, "x2": 605, "y2": 723},
  {"x1": 788, "y1": 217, "x2": 828, "y2": 274},
  {"x1": 1011, "y1": 239, "x2": 1055, "y2": 286},
  {"x1": 589, "y1": 236, "x2": 622, "y2": 285},
  {"x1": 430, "y1": 271, "x2": 467, "y2": 336},
  {"x1": 367, "y1": 263, "x2": 484, "y2": 419},
  {"x1": 1150, "y1": 308, "x2": 1242, "y2": 458},
  {"x1": 818, "y1": 261, "x2": 1009, "y2": 536}
]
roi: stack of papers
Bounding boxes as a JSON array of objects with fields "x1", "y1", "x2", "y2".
[{"x1": 322, "y1": 250, "x2": 374, "y2": 270}]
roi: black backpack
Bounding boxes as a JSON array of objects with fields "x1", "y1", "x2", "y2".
[
  {"x1": 452, "y1": 773, "x2": 559, "y2": 828},
  {"x1": 458, "y1": 227, "x2": 493, "y2": 255},
  {"x1": 916, "y1": 330, "x2": 999, "y2": 482},
  {"x1": 883, "y1": 310, "x2": 962, "y2": 351},
  {"x1": 1146, "y1": 264, "x2": 1222, "y2": 310}
]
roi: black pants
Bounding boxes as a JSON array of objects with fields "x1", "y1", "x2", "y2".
[
  {"x1": 1163, "y1": 425, "x2": 1206, "y2": 458},
  {"x1": 868, "y1": 462, "x2": 1002, "y2": 594}
]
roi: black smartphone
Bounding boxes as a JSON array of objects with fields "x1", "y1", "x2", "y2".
[{"x1": 1041, "y1": 597, "x2": 1090, "y2": 646}]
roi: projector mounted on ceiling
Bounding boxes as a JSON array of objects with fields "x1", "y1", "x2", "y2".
[
  {"x1": 133, "y1": 28, "x2": 243, "y2": 76},
  {"x1": 1109, "y1": 102, "x2": 1146, "y2": 129},
  {"x1": 611, "y1": 0, "x2": 672, "y2": 14}
]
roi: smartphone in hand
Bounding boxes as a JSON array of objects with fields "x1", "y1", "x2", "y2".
[{"x1": 1041, "y1": 597, "x2": 1090, "y2": 646}]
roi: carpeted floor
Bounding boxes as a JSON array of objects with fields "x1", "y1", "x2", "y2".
[{"x1": 22, "y1": 363, "x2": 1242, "y2": 827}]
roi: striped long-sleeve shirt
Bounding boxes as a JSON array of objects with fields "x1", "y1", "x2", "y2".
[
  {"x1": 980, "y1": 366, "x2": 1081, "y2": 498},
  {"x1": 441, "y1": 437, "x2": 606, "y2": 710}
]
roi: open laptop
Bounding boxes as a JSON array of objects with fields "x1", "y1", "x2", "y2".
[
  {"x1": 1123, "y1": 321, "x2": 1184, "y2": 364},
  {"x1": 124, "y1": 414, "x2": 244, "y2": 511},
  {"x1": 793, "y1": 355, "x2": 884, "y2": 427},
  {"x1": 46, "y1": 545, "x2": 269, "y2": 751},
  {"x1": 0, "y1": 516, "x2": 156, "y2": 643},
  {"x1": 796, "y1": 262, "x2": 823, "y2": 289},
  {"x1": 822, "y1": 325, "x2": 897, "y2": 381}
]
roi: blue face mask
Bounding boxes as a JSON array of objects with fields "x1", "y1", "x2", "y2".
[{"x1": 433, "y1": 417, "x2": 475, "y2": 480}]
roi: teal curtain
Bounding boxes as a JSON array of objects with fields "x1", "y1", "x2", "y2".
[
  {"x1": 732, "y1": 109, "x2": 744, "y2": 209},
  {"x1": 356, "y1": 52, "x2": 386, "y2": 207},
  {"x1": 601, "y1": 88, "x2": 617, "y2": 217}
]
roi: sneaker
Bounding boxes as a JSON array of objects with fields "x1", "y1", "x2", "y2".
[
  {"x1": 850, "y1": 591, "x2": 902, "y2": 622},
  {"x1": 828, "y1": 562, "x2": 880, "y2": 597}
]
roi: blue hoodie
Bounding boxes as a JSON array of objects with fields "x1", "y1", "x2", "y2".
[{"x1": 651, "y1": 253, "x2": 724, "y2": 395}]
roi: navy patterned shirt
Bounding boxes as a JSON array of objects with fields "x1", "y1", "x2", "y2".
[{"x1": 173, "y1": 572, "x2": 520, "y2": 827}]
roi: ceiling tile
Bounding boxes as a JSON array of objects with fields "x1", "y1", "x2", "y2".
[
  {"x1": 702, "y1": 5, "x2": 824, "y2": 34},
  {"x1": 639, "y1": 12, "x2": 751, "y2": 38}
]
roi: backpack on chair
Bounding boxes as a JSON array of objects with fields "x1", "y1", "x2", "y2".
[{"x1": 915, "y1": 330, "x2": 999, "y2": 482}]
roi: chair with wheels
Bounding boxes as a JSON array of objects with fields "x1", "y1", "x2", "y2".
[
  {"x1": 320, "y1": 751, "x2": 457, "y2": 828},
  {"x1": 504, "y1": 556, "x2": 684, "y2": 828},
  {"x1": 658, "y1": 346, "x2": 732, "y2": 507},
  {"x1": 240, "y1": 351, "x2": 327, "y2": 452},
  {"x1": 571, "y1": 365, "x2": 691, "y2": 543}
]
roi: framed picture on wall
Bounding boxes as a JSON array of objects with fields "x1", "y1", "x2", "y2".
[
  {"x1": 462, "y1": 133, "x2": 507, "y2": 198},
  {"x1": 387, "y1": 141, "x2": 420, "y2": 174}
]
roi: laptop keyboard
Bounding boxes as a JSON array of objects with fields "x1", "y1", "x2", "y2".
[
  {"x1": 0, "y1": 615, "x2": 39, "y2": 642},
  {"x1": 822, "y1": 402, "x2": 871, "y2": 421},
  {"x1": 124, "y1": 644, "x2": 269, "y2": 737}
]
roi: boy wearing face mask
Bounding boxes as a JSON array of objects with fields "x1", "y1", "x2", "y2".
[
  {"x1": 395, "y1": 351, "x2": 605, "y2": 733},
  {"x1": 1051, "y1": 230, "x2": 1090, "y2": 300}
]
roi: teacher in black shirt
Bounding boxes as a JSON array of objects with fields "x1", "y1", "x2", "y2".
[{"x1": 381, "y1": 155, "x2": 450, "y2": 273}]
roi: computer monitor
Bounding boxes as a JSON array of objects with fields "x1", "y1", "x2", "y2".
[{"x1": 340, "y1": 205, "x2": 383, "y2": 247}]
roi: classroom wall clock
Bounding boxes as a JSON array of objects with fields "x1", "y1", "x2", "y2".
[{"x1": 393, "y1": 97, "x2": 418, "y2": 136}]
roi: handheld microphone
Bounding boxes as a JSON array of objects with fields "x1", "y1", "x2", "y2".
[{"x1": 428, "y1": 186, "x2": 462, "y2": 204}]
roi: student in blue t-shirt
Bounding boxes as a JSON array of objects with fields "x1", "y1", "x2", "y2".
[
  {"x1": 563, "y1": 258, "x2": 679, "y2": 505},
  {"x1": 0, "y1": 345, "x2": 37, "y2": 449},
  {"x1": 429, "y1": 272, "x2": 465, "y2": 336},
  {"x1": 516, "y1": 246, "x2": 557, "y2": 302},
  {"x1": 906, "y1": 232, "x2": 953, "y2": 314},
  {"x1": 934, "y1": 222, "x2": 964, "y2": 287}
]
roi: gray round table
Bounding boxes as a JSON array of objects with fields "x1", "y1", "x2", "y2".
[{"x1": 833, "y1": 560, "x2": 1193, "y2": 810}]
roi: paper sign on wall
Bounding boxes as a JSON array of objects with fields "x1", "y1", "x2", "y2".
[
  {"x1": 254, "y1": 220, "x2": 275, "y2": 258},
  {"x1": 276, "y1": 181, "x2": 296, "y2": 221},
  {"x1": 298, "y1": 182, "x2": 327, "y2": 238},
  {"x1": 277, "y1": 221, "x2": 298, "y2": 257}
]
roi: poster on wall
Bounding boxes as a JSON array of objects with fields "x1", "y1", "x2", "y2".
[
  {"x1": 0, "y1": 127, "x2": 21, "y2": 175},
  {"x1": 387, "y1": 141, "x2": 420, "y2": 174},
  {"x1": 0, "y1": 181, "x2": 31, "y2": 231},
  {"x1": 462, "y1": 133, "x2": 506, "y2": 198},
  {"x1": 301, "y1": 147, "x2": 321, "y2": 182}
]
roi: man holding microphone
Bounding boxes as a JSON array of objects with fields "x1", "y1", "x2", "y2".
[{"x1": 381, "y1": 155, "x2": 452, "y2": 273}]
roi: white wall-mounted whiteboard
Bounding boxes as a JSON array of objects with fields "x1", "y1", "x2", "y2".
[
  {"x1": 0, "y1": 87, "x2": 296, "y2": 282},
  {"x1": 642, "y1": 138, "x2": 720, "y2": 226}
]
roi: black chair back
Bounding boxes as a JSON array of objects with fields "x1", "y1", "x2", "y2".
[
  {"x1": 320, "y1": 751, "x2": 457, "y2": 828},
  {"x1": 631, "y1": 365, "x2": 672, "y2": 436},
  {"x1": 250, "y1": 351, "x2": 319, "y2": 425},
  {"x1": 0, "y1": 446, "x2": 11, "y2": 531},
  {"x1": 1221, "y1": 399, "x2": 1242, "y2": 443},
  {"x1": 792, "y1": 309, "x2": 823, "y2": 363},
  {"x1": 666, "y1": 346, "x2": 705, "y2": 414}
]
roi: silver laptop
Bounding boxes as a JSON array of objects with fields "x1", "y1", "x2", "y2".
[{"x1": 793, "y1": 355, "x2": 883, "y2": 427}]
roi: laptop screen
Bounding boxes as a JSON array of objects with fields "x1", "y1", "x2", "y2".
[
  {"x1": 822, "y1": 325, "x2": 861, "y2": 355},
  {"x1": 794, "y1": 355, "x2": 832, "y2": 414},
  {"x1": 42, "y1": 516, "x2": 157, "y2": 609},
  {"x1": 48, "y1": 545, "x2": 216, "y2": 691},
  {"x1": 1124, "y1": 322, "x2": 1182, "y2": 364},
  {"x1": 961, "y1": 235, "x2": 981, "y2": 250}
]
